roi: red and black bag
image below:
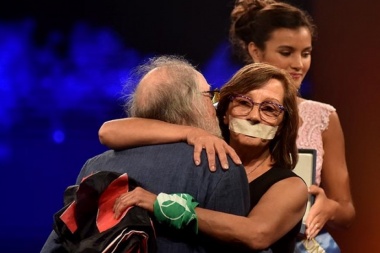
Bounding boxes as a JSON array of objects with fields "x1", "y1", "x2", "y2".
[{"x1": 53, "y1": 171, "x2": 156, "y2": 253}]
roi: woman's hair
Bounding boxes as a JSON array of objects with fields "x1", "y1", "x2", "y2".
[
  {"x1": 216, "y1": 62, "x2": 299, "y2": 170},
  {"x1": 125, "y1": 55, "x2": 211, "y2": 130},
  {"x1": 230, "y1": 0, "x2": 317, "y2": 64}
]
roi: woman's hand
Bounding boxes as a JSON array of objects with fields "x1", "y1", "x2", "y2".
[
  {"x1": 186, "y1": 128, "x2": 241, "y2": 171},
  {"x1": 305, "y1": 185, "x2": 338, "y2": 239},
  {"x1": 113, "y1": 187, "x2": 157, "y2": 219}
]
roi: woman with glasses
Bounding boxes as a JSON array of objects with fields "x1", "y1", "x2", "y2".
[{"x1": 102, "y1": 63, "x2": 308, "y2": 252}]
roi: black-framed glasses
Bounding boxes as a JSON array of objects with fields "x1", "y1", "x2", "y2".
[
  {"x1": 202, "y1": 88, "x2": 220, "y2": 104},
  {"x1": 229, "y1": 94, "x2": 286, "y2": 122}
]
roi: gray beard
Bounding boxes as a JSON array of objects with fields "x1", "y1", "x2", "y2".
[{"x1": 198, "y1": 116, "x2": 222, "y2": 138}]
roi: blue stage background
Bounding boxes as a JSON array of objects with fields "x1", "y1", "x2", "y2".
[{"x1": 0, "y1": 1, "x2": 311, "y2": 252}]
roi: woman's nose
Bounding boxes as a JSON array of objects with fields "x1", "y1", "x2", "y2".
[
  {"x1": 247, "y1": 104, "x2": 261, "y2": 121},
  {"x1": 291, "y1": 55, "x2": 303, "y2": 70}
]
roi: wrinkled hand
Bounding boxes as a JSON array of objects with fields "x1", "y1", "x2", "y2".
[
  {"x1": 186, "y1": 128, "x2": 241, "y2": 171},
  {"x1": 113, "y1": 187, "x2": 157, "y2": 219},
  {"x1": 305, "y1": 185, "x2": 336, "y2": 239}
]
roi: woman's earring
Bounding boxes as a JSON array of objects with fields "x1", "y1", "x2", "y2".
[{"x1": 223, "y1": 115, "x2": 228, "y2": 124}]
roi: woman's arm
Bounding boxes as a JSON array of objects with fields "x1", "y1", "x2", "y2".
[
  {"x1": 114, "y1": 177, "x2": 307, "y2": 250},
  {"x1": 305, "y1": 111, "x2": 356, "y2": 237},
  {"x1": 99, "y1": 118, "x2": 191, "y2": 148},
  {"x1": 99, "y1": 117, "x2": 241, "y2": 170},
  {"x1": 197, "y1": 177, "x2": 307, "y2": 249}
]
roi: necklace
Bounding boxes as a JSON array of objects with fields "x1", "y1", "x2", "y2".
[{"x1": 246, "y1": 155, "x2": 270, "y2": 175}]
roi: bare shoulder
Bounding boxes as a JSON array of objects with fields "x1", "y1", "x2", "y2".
[
  {"x1": 269, "y1": 176, "x2": 308, "y2": 199},
  {"x1": 323, "y1": 110, "x2": 345, "y2": 141},
  {"x1": 258, "y1": 175, "x2": 308, "y2": 214},
  {"x1": 280, "y1": 176, "x2": 307, "y2": 190},
  {"x1": 328, "y1": 110, "x2": 342, "y2": 126}
]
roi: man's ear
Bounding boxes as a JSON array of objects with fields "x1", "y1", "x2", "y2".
[{"x1": 248, "y1": 42, "x2": 262, "y2": 63}]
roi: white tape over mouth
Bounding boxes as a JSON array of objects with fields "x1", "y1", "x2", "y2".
[{"x1": 229, "y1": 116, "x2": 278, "y2": 140}]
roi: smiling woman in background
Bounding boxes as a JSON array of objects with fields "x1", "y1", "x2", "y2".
[{"x1": 229, "y1": 0, "x2": 355, "y2": 249}]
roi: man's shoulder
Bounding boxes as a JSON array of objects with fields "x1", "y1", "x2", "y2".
[
  {"x1": 117, "y1": 142, "x2": 194, "y2": 153},
  {"x1": 88, "y1": 143, "x2": 192, "y2": 159},
  {"x1": 82, "y1": 143, "x2": 197, "y2": 175},
  {"x1": 84, "y1": 143, "x2": 246, "y2": 180},
  {"x1": 118, "y1": 143, "x2": 245, "y2": 174}
]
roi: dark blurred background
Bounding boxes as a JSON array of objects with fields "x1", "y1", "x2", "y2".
[{"x1": 1, "y1": 1, "x2": 379, "y2": 252}]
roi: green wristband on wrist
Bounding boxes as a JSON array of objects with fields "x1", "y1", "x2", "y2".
[{"x1": 153, "y1": 193, "x2": 199, "y2": 234}]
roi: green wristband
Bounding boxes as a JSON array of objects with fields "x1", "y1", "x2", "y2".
[{"x1": 153, "y1": 193, "x2": 199, "y2": 234}]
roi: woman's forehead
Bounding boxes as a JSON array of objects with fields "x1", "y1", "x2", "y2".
[
  {"x1": 267, "y1": 27, "x2": 312, "y2": 48},
  {"x1": 244, "y1": 79, "x2": 285, "y2": 102}
]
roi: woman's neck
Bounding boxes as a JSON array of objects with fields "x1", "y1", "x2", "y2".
[
  {"x1": 297, "y1": 96, "x2": 306, "y2": 105},
  {"x1": 241, "y1": 149, "x2": 271, "y2": 168},
  {"x1": 231, "y1": 141, "x2": 270, "y2": 167}
]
